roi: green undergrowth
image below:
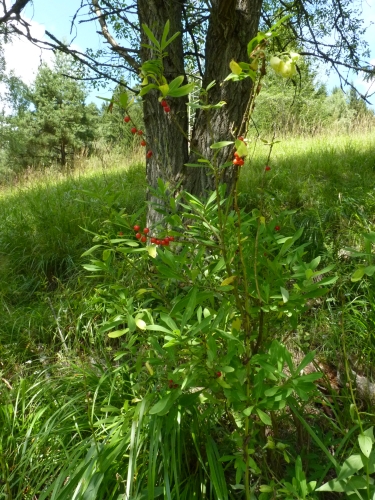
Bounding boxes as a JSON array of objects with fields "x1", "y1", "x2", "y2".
[
  {"x1": 0, "y1": 161, "x2": 146, "y2": 363},
  {"x1": 1, "y1": 131, "x2": 375, "y2": 498}
]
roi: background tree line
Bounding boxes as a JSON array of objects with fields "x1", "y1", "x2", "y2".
[{"x1": 0, "y1": 47, "x2": 373, "y2": 180}]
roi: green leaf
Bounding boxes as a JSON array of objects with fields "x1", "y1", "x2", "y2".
[
  {"x1": 364, "y1": 265, "x2": 375, "y2": 277},
  {"x1": 118, "y1": 92, "x2": 128, "y2": 109},
  {"x1": 81, "y1": 245, "x2": 103, "y2": 257},
  {"x1": 160, "y1": 20, "x2": 170, "y2": 49},
  {"x1": 256, "y1": 408, "x2": 272, "y2": 425},
  {"x1": 181, "y1": 286, "x2": 198, "y2": 329},
  {"x1": 296, "y1": 350, "x2": 315, "y2": 373},
  {"x1": 280, "y1": 286, "x2": 289, "y2": 303},
  {"x1": 146, "y1": 324, "x2": 172, "y2": 334},
  {"x1": 108, "y1": 329, "x2": 129, "y2": 338},
  {"x1": 337, "y1": 454, "x2": 364, "y2": 480},
  {"x1": 142, "y1": 24, "x2": 160, "y2": 48},
  {"x1": 168, "y1": 75, "x2": 184, "y2": 91},
  {"x1": 149, "y1": 389, "x2": 182, "y2": 415},
  {"x1": 210, "y1": 141, "x2": 234, "y2": 149},
  {"x1": 358, "y1": 434, "x2": 373, "y2": 458},
  {"x1": 316, "y1": 479, "x2": 346, "y2": 493},
  {"x1": 168, "y1": 82, "x2": 195, "y2": 97},
  {"x1": 363, "y1": 232, "x2": 375, "y2": 243},
  {"x1": 235, "y1": 139, "x2": 248, "y2": 157},
  {"x1": 81, "y1": 472, "x2": 104, "y2": 500},
  {"x1": 351, "y1": 267, "x2": 366, "y2": 282}
]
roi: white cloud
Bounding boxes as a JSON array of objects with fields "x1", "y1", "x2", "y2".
[{"x1": 3, "y1": 19, "x2": 54, "y2": 84}]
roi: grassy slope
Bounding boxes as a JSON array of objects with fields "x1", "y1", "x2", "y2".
[{"x1": 1, "y1": 132, "x2": 375, "y2": 497}]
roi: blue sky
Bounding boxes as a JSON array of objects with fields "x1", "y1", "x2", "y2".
[{"x1": 3, "y1": 0, "x2": 375, "y2": 107}]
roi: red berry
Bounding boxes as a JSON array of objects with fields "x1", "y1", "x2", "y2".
[
  {"x1": 135, "y1": 232, "x2": 142, "y2": 239},
  {"x1": 216, "y1": 371, "x2": 222, "y2": 378},
  {"x1": 146, "y1": 151, "x2": 153, "y2": 158},
  {"x1": 265, "y1": 166, "x2": 271, "y2": 171},
  {"x1": 140, "y1": 140, "x2": 146, "y2": 146},
  {"x1": 143, "y1": 228, "x2": 150, "y2": 234},
  {"x1": 140, "y1": 235, "x2": 147, "y2": 243},
  {"x1": 164, "y1": 106, "x2": 171, "y2": 113},
  {"x1": 118, "y1": 231, "x2": 124, "y2": 236},
  {"x1": 124, "y1": 116, "x2": 130, "y2": 123},
  {"x1": 133, "y1": 225, "x2": 140, "y2": 231},
  {"x1": 238, "y1": 136, "x2": 244, "y2": 141},
  {"x1": 150, "y1": 237, "x2": 156, "y2": 244},
  {"x1": 275, "y1": 226, "x2": 280, "y2": 232},
  {"x1": 168, "y1": 236, "x2": 175, "y2": 242},
  {"x1": 237, "y1": 159, "x2": 244, "y2": 166},
  {"x1": 155, "y1": 239, "x2": 161, "y2": 245},
  {"x1": 131, "y1": 127, "x2": 137, "y2": 134},
  {"x1": 138, "y1": 130, "x2": 143, "y2": 135},
  {"x1": 161, "y1": 100, "x2": 168, "y2": 107},
  {"x1": 163, "y1": 239, "x2": 170, "y2": 246},
  {"x1": 234, "y1": 151, "x2": 240, "y2": 158},
  {"x1": 233, "y1": 158, "x2": 240, "y2": 165}
]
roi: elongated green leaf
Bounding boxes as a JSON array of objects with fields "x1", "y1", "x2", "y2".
[
  {"x1": 168, "y1": 75, "x2": 184, "y2": 90},
  {"x1": 210, "y1": 141, "x2": 234, "y2": 149},
  {"x1": 162, "y1": 31, "x2": 180, "y2": 50},
  {"x1": 296, "y1": 350, "x2": 315, "y2": 373},
  {"x1": 107, "y1": 329, "x2": 129, "y2": 338},
  {"x1": 81, "y1": 245, "x2": 103, "y2": 257},
  {"x1": 139, "y1": 83, "x2": 159, "y2": 96},
  {"x1": 280, "y1": 286, "x2": 289, "y2": 303},
  {"x1": 142, "y1": 23, "x2": 160, "y2": 48},
  {"x1": 146, "y1": 324, "x2": 172, "y2": 334},
  {"x1": 168, "y1": 82, "x2": 195, "y2": 97},
  {"x1": 149, "y1": 389, "x2": 181, "y2": 415},
  {"x1": 206, "y1": 437, "x2": 229, "y2": 500},
  {"x1": 181, "y1": 286, "x2": 198, "y2": 329},
  {"x1": 81, "y1": 472, "x2": 104, "y2": 500},
  {"x1": 337, "y1": 454, "x2": 364, "y2": 480},
  {"x1": 256, "y1": 408, "x2": 272, "y2": 425},
  {"x1": 160, "y1": 20, "x2": 170, "y2": 49}
]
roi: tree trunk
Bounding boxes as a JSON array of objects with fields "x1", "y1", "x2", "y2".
[
  {"x1": 137, "y1": 0, "x2": 262, "y2": 225},
  {"x1": 185, "y1": 0, "x2": 263, "y2": 196},
  {"x1": 137, "y1": 0, "x2": 189, "y2": 228}
]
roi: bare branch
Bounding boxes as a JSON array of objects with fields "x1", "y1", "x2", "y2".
[
  {"x1": 91, "y1": 0, "x2": 138, "y2": 70},
  {"x1": 0, "y1": 0, "x2": 30, "y2": 25}
]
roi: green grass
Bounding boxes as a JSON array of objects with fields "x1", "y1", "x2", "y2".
[
  {"x1": 0, "y1": 158, "x2": 146, "y2": 359},
  {"x1": 2, "y1": 131, "x2": 375, "y2": 499}
]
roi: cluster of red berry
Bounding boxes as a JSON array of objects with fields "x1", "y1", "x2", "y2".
[
  {"x1": 168, "y1": 379, "x2": 179, "y2": 389},
  {"x1": 133, "y1": 225, "x2": 175, "y2": 246},
  {"x1": 233, "y1": 136, "x2": 245, "y2": 166},
  {"x1": 232, "y1": 151, "x2": 244, "y2": 166},
  {"x1": 124, "y1": 116, "x2": 153, "y2": 158},
  {"x1": 160, "y1": 99, "x2": 170, "y2": 113}
]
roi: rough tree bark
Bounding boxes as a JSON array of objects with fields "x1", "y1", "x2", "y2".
[
  {"x1": 137, "y1": 0, "x2": 190, "y2": 227},
  {"x1": 185, "y1": 0, "x2": 263, "y2": 195},
  {"x1": 93, "y1": 0, "x2": 263, "y2": 225}
]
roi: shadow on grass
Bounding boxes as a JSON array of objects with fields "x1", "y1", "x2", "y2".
[{"x1": 0, "y1": 163, "x2": 147, "y2": 301}]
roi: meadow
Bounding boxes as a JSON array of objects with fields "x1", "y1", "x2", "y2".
[{"x1": 1, "y1": 131, "x2": 375, "y2": 499}]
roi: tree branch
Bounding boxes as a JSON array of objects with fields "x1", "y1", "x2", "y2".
[
  {"x1": 0, "y1": 0, "x2": 30, "y2": 25},
  {"x1": 91, "y1": 0, "x2": 138, "y2": 70}
]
